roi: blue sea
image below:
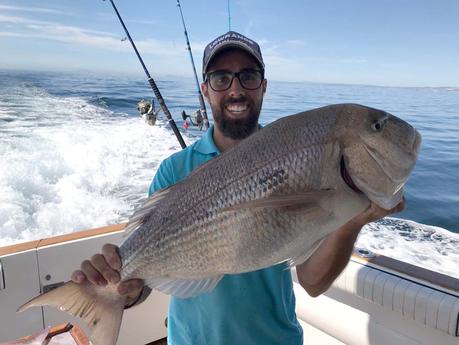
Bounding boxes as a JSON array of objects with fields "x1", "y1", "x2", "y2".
[{"x1": 0, "y1": 70, "x2": 457, "y2": 277}]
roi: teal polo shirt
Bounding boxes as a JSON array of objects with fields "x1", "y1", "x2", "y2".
[{"x1": 149, "y1": 125, "x2": 303, "y2": 345}]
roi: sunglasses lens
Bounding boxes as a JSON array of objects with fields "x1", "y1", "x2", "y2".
[
  {"x1": 209, "y1": 71, "x2": 232, "y2": 91},
  {"x1": 239, "y1": 70, "x2": 263, "y2": 90},
  {"x1": 208, "y1": 69, "x2": 263, "y2": 91}
]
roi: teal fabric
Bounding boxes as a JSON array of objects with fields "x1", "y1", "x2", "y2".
[{"x1": 149, "y1": 125, "x2": 303, "y2": 345}]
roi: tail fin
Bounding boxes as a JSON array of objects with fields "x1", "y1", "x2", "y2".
[{"x1": 17, "y1": 281, "x2": 126, "y2": 345}]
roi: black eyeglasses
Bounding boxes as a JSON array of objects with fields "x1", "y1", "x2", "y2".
[{"x1": 205, "y1": 68, "x2": 264, "y2": 91}]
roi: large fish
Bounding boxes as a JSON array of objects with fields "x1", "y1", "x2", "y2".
[{"x1": 18, "y1": 104, "x2": 421, "y2": 345}]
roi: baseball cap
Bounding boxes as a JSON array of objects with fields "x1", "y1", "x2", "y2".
[{"x1": 202, "y1": 31, "x2": 264, "y2": 78}]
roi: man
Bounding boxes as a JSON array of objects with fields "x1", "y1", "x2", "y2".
[{"x1": 71, "y1": 31, "x2": 404, "y2": 344}]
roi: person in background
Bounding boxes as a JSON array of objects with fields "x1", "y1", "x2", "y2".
[{"x1": 71, "y1": 31, "x2": 405, "y2": 345}]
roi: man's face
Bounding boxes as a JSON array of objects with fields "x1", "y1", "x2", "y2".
[{"x1": 202, "y1": 49, "x2": 267, "y2": 140}]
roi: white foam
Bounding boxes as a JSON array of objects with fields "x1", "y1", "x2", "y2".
[
  {"x1": 0, "y1": 89, "x2": 191, "y2": 246},
  {"x1": 356, "y1": 217, "x2": 459, "y2": 278}
]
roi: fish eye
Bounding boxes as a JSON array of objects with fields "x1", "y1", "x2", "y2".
[{"x1": 371, "y1": 119, "x2": 386, "y2": 132}]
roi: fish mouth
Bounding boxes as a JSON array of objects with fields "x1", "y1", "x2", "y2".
[
  {"x1": 340, "y1": 156, "x2": 403, "y2": 209},
  {"x1": 340, "y1": 156, "x2": 362, "y2": 194},
  {"x1": 412, "y1": 129, "x2": 422, "y2": 154}
]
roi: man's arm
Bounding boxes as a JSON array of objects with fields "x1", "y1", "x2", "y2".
[{"x1": 296, "y1": 199, "x2": 405, "y2": 297}]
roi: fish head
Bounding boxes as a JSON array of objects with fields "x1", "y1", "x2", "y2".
[{"x1": 336, "y1": 104, "x2": 421, "y2": 209}]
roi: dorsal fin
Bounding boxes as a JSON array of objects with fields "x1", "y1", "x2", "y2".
[{"x1": 123, "y1": 187, "x2": 171, "y2": 238}]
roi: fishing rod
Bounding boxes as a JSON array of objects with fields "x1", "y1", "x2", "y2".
[
  {"x1": 176, "y1": 0, "x2": 209, "y2": 131},
  {"x1": 104, "y1": 0, "x2": 187, "y2": 149}
]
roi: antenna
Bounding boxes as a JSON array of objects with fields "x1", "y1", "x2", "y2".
[{"x1": 228, "y1": 0, "x2": 231, "y2": 31}]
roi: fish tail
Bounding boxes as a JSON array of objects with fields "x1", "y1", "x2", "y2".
[{"x1": 17, "y1": 281, "x2": 126, "y2": 345}]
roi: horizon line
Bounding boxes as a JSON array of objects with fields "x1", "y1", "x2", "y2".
[{"x1": 1, "y1": 67, "x2": 458, "y2": 90}]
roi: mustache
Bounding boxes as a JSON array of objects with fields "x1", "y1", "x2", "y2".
[{"x1": 224, "y1": 96, "x2": 249, "y2": 105}]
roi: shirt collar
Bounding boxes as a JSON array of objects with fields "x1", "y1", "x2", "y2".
[
  {"x1": 193, "y1": 123, "x2": 264, "y2": 155},
  {"x1": 194, "y1": 124, "x2": 221, "y2": 155}
]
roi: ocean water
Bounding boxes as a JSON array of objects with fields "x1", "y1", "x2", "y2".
[{"x1": 0, "y1": 70, "x2": 458, "y2": 278}]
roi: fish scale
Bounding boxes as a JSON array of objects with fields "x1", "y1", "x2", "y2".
[{"x1": 119, "y1": 116, "x2": 335, "y2": 279}]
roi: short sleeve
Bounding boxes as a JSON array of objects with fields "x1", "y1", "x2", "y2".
[{"x1": 148, "y1": 159, "x2": 176, "y2": 196}]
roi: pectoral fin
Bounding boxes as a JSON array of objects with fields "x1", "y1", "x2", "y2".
[
  {"x1": 286, "y1": 237, "x2": 326, "y2": 267},
  {"x1": 145, "y1": 275, "x2": 223, "y2": 298}
]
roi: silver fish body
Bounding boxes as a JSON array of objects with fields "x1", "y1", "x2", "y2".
[
  {"x1": 18, "y1": 103, "x2": 421, "y2": 345},
  {"x1": 120, "y1": 103, "x2": 420, "y2": 285}
]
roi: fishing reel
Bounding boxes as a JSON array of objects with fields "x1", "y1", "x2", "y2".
[
  {"x1": 182, "y1": 109, "x2": 205, "y2": 130},
  {"x1": 137, "y1": 99, "x2": 161, "y2": 126}
]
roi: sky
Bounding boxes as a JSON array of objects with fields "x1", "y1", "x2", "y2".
[{"x1": 0, "y1": 0, "x2": 458, "y2": 87}]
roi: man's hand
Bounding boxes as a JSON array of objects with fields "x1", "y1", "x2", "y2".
[
  {"x1": 296, "y1": 197, "x2": 406, "y2": 297},
  {"x1": 349, "y1": 197, "x2": 406, "y2": 229},
  {"x1": 71, "y1": 244, "x2": 144, "y2": 307}
]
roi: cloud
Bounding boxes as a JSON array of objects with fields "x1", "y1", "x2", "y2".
[
  {"x1": 0, "y1": 32, "x2": 30, "y2": 38},
  {"x1": 0, "y1": 5, "x2": 65, "y2": 15},
  {"x1": 0, "y1": 13, "x2": 191, "y2": 58},
  {"x1": 0, "y1": 13, "x2": 369, "y2": 82},
  {"x1": 339, "y1": 58, "x2": 368, "y2": 64},
  {"x1": 0, "y1": 14, "x2": 29, "y2": 24},
  {"x1": 244, "y1": 20, "x2": 254, "y2": 37},
  {"x1": 257, "y1": 39, "x2": 269, "y2": 46},
  {"x1": 286, "y1": 40, "x2": 307, "y2": 47},
  {"x1": 248, "y1": 37, "x2": 371, "y2": 83},
  {"x1": 125, "y1": 19, "x2": 161, "y2": 26},
  {"x1": 0, "y1": 14, "x2": 114, "y2": 36}
]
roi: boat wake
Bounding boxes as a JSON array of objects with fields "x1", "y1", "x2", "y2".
[{"x1": 357, "y1": 217, "x2": 459, "y2": 278}]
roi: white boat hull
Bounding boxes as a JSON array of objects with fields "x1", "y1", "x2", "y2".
[{"x1": 0, "y1": 224, "x2": 457, "y2": 344}]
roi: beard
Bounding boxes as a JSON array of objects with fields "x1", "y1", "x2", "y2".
[{"x1": 211, "y1": 96, "x2": 262, "y2": 140}]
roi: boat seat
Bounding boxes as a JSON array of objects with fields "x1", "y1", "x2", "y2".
[{"x1": 332, "y1": 260, "x2": 459, "y2": 337}]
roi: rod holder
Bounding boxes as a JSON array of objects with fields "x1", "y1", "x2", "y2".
[{"x1": 0, "y1": 259, "x2": 5, "y2": 290}]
